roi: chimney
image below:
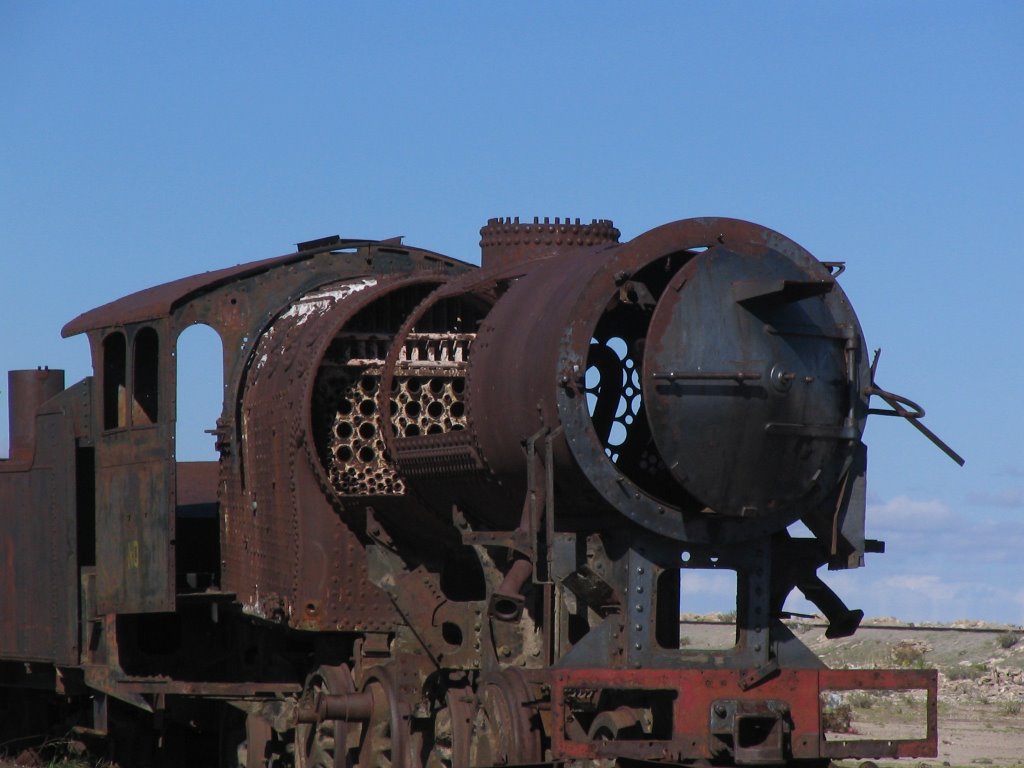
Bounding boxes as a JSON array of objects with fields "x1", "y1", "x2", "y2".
[{"x1": 479, "y1": 216, "x2": 620, "y2": 270}]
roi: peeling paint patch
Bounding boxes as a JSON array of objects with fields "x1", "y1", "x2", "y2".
[
  {"x1": 255, "y1": 279, "x2": 378, "y2": 370},
  {"x1": 279, "y1": 279, "x2": 378, "y2": 327}
]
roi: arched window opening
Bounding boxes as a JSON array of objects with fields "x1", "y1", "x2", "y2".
[
  {"x1": 174, "y1": 324, "x2": 223, "y2": 461},
  {"x1": 103, "y1": 332, "x2": 127, "y2": 430},
  {"x1": 133, "y1": 327, "x2": 159, "y2": 425}
]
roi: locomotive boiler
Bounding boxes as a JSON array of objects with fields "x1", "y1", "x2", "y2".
[{"x1": 0, "y1": 216, "x2": 960, "y2": 767}]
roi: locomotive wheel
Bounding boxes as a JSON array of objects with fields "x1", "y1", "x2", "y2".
[
  {"x1": 296, "y1": 664, "x2": 356, "y2": 768},
  {"x1": 424, "y1": 686, "x2": 472, "y2": 768},
  {"x1": 355, "y1": 666, "x2": 421, "y2": 768},
  {"x1": 220, "y1": 707, "x2": 273, "y2": 768},
  {"x1": 467, "y1": 669, "x2": 541, "y2": 766}
]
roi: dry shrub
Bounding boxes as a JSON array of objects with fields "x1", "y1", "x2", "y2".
[
  {"x1": 891, "y1": 640, "x2": 928, "y2": 667},
  {"x1": 822, "y1": 701, "x2": 854, "y2": 733},
  {"x1": 996, "y1": 631, "x2": 1021, "y2": 650}
]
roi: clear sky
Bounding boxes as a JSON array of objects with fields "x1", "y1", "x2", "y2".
[{"x1": 2, "y1": 3, "x2": 1022, "y2": 624}]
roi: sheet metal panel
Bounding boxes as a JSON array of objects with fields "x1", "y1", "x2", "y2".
[
  {"x1": 95, "y1": 429, "x2": 174, "y2": 614},
  {"x1": 0, "y1": 389, "x2": 80, "y2": 664}
]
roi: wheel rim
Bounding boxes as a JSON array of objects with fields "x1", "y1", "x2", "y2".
[
  {"x1": 468, "y1": 669, "x2": 540, "y2": 766},
  {"x1": 296, "y1": 665, "x2": 355, "y2": 768},
  {"x1": 425, "y1": 687, "x2": 471, "y2": 768},
  {"x1": 354, "y1": 666, "x2": 421, "y2": 768}
]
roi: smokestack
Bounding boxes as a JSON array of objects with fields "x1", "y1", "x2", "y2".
[{"x1": 479, "y1": 216, "x2": 620, "y2": 270}]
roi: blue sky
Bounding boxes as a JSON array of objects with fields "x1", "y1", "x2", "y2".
[{"x1": 2, "y1": 3, "x2": 1022, "y2": 624}]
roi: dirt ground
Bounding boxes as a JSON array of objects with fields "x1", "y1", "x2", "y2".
[
  {"x1": 936, "y1": 707, "x2": 1024, "y2": 766},
  {"x1": 829, "y1": 697, "x2": 1024, "y2": 767}
]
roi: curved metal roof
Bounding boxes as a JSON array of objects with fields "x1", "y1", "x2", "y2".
[{"x1": 60, "y1": 238, "x2": 439, "y2": 337}]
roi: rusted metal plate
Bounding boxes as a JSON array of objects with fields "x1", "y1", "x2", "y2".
[
  {"x1": 642, "y1": 245, "x2": 860, "y2": 518},
  {"x1": 0, "y1": 378, "x2": 80, "y2": 665},
  {"x1": 225, "y1": 267, "x2": 473, "y2": 631},
  {"x1": 95, "y1": 440, "x2": 174, "y2": 614},
  {"x1": 228, "y1": 277, "x2": 407, "y2": 629},
  {"x1": 551, "y1": 667, "x2": 937, "y2": 762}
]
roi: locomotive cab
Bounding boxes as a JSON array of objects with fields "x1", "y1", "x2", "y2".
[{"x1": 59, "y1": 313, "x2": 226, "y2": 617}]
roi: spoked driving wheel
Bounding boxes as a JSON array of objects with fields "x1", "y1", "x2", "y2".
[
  {"x1": 355, "y1": 666, "x2": 422, "y2": 768},
  {"x1": 467, "y1": 668, "x2": 541, "y2": 766},
  {"x1": 424, "y1": 685, "x2": 472, "y2": 768},
  {"x1": 296, "y1": 664, "x2": 356, "y2": 768}
]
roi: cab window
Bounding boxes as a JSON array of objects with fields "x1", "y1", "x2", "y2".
[
  {"x1": 102, "y1": 332, "x2": 127, "y2": 429},
  {"x1": 133, "y1": 327, "x2": 160, "y2": 424}
]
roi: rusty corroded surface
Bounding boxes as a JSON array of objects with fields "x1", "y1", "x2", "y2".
[
  {"x1": 0, "y1": 218, "x2": 958, "y2": 766},
  {"x1": 479, "y1": 215, "x2": 620, "y2": 270},
  {"x1": 550, "y1": 667, "x2": 937, "y2": 762}
]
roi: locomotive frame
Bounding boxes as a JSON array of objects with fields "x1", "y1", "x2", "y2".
[{"x1": 0, "y1": 217, "x2": 953, "y2": 767}]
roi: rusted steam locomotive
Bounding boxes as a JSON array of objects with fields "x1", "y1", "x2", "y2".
[{"x1": 0, "y1": 216, "x2": 960, "y2": 767}]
